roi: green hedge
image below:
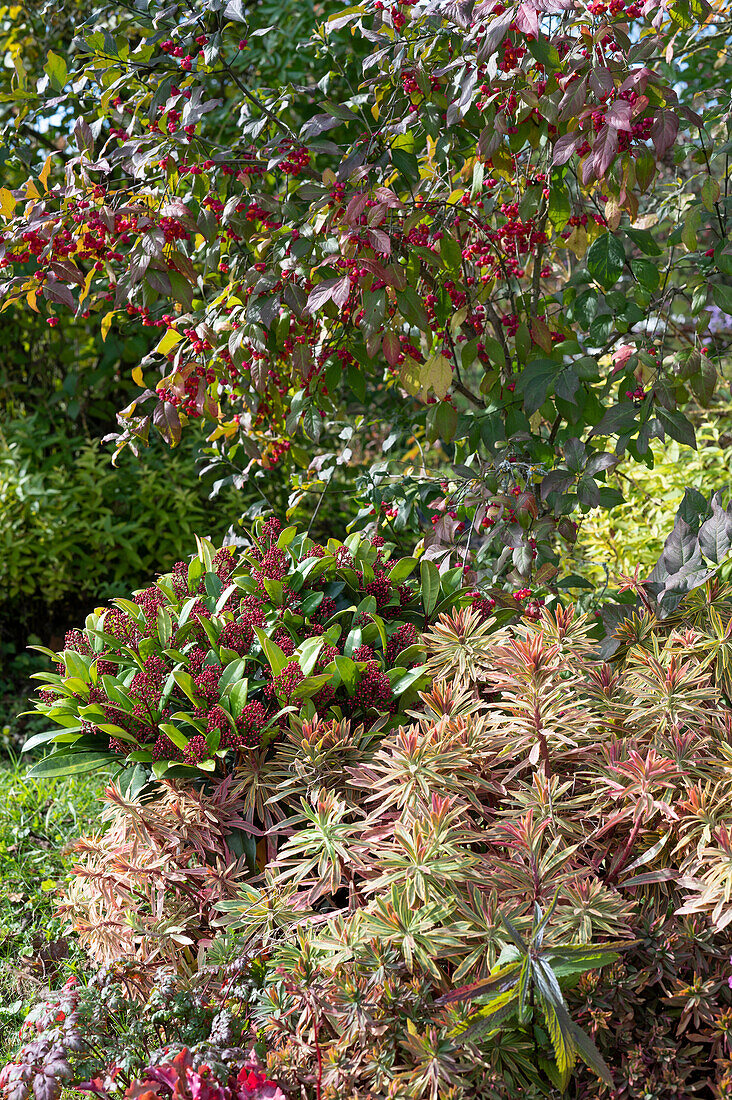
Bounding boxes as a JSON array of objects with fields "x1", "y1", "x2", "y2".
[
  {"x1": 571, "y1": 420, "x2": 732, "y2": 583},
  {"x1": 0, "y1": 414, "x2": 242, "y2": 620}
]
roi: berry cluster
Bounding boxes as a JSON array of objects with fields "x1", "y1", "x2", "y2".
[{"x1": 33, "y1": 520, "x2": 438, "y2": 783}]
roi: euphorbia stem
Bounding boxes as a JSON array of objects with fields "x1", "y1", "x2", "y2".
[{"x1": 606, "y1": 813, "x2": 644, "y2": 885}]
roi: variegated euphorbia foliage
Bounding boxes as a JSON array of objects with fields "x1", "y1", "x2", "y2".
[
  {"x1": 0, "y1": 0, "x2": 728, "y2": 586},
  {"x1": 37, "y1": 558, "x2": 732, "y2": 1097},
  {"x1": 209, "y1": 594, "x2": 732, "y2": 1096}
]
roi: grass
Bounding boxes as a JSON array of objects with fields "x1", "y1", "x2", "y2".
[{"x1": 0, "y1": 753, "x2": 104, "y2": 1055}]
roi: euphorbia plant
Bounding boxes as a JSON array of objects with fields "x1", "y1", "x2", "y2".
[
  {"x1": 25, "y1": 518, "x2": 464, "y2": 786},
  {"x1": 0, "y1": 0, "x2": 727, "y2": 586}
]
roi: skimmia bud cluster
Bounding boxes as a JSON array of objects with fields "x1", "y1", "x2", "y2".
[{"x1": 29, "y1": 519, "x2": 462, "y2": 785}]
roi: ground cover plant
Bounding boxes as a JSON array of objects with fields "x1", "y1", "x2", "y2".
[{"x1": 0, "y1": 758, "x2": 104, "y2": 1057}]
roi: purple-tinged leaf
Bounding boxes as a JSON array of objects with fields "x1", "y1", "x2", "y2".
[
  {"x1": 299, "y1": 113, "x2": 341, "y2": 140},
  {"x1": 305, "y1": 278, "x2": 339, "y2": 313},
  {"x1": 152, "y1": 400, "x2": 182, "y2": 447},
  {"x1": 698, "y1": 496, "x2": 732, "y2": 564},
  {"x1": 650, "y1": 108, "x2": 679, "y2": 157},
  {"x1": 552, "y1": 131, "x2": 580, "y2": 166},
  {"x1": 605, "y1": 100, "x2": 633, "y2": 131},
  {"x1": 331, "y1": 276, "x2": 351, "y2": 309}
]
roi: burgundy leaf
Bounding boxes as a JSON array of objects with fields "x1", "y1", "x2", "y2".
[
  {"x1": 299, "y1": 113, "x2": 341, "y2": 140},
  {"x1": 619, "y1": 66, "x2": 653, "y2": 94},
  {"x1": 559, "y1": 77, "x2": 587, "y2": 122},
  {"x1": 305, "y1": 278, "x2": 339, "y2": 313},
  {"x1": 42, "y1": 280, "x2": 75, "y2": 309},
  {"x1": 382, "y1": 331, "x2": 401, "y2": 367},
  {"x1": 367, "y1": 228, "x2": 391, "y2": 254},
  {"x1": 152, "y1": 400, "x2": 182, "y2": 447},
  {"x1": 605, "y1": 100, "x2": 633, "y2": 131},
  {"x1": 651, "y1": 108, "x2": 679, "y2": 157},
  {"x1": 552, "y1": 131, "x2": 580, "y2": 166},
  {"x1": 515, "y1": 1, "x2": 540, "y2": 36},
  {"x1": 589, "y1": 67, "x2": 614, "y2": 97},
  {"x1": 476, "y1": 10, "x2": 514, "y2": 61},
  {"x1": 344, "y1": 192, "x2": 369, "y2": 224},
  {"x1": 331, "y1": 276, "x2": 351, "y2": 309}
]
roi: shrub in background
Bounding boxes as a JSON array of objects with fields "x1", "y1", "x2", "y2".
[
  {"x1": 27, "y1": 519, "x2": 464, "y2": 788},
  {"x1": 570, "y1": 422, "x2": 732, "y2": 587},
  {"x1": 0, "y1": 418, "x2": 245, "y2": 675}
]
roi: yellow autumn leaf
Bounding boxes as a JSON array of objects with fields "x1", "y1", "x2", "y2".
[
  {"x1": 420, "y1": 353, "x2": 452, "y2": 400},
  {"x1": 131, "y1": 365, "x2": 145, "y2": 387},
  {"x1": 78, "y1": 266, "x2": 94, "y2": 307},
  {"x1": 155, "y1": 328, "x2": 183, "y2": 356},
  {"x1": 450, "y1": 306, "x2": 468, "y2": 335},
  {"x1": 101, "y1": 310, "x2": 115, "y2": 341},
  {"x1": 0, "y1": 187, "x2": 16, "y2": 217},
  {"x1": 399, "y1": 356, "x2": 422, "y2": 396},
  {"x1": 460, "y1": 156, "x2": 476, "y2": 182},
  {"x1": 38, "y1": 152, "x2": 55, "y2": 192},
  {"x1": 565, "y1": 225, "x2": 589, "y2": 259},
  {"x1": 25, "y1": 179, "x2": 41, "y2": 199},
  {"x1": 26, "y1": 289, "x2": 39, "y2": 313}
]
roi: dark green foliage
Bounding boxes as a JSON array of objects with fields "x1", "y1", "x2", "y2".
[{"x1": 27, "y1": 518, "x2": 463, "y2": 786}]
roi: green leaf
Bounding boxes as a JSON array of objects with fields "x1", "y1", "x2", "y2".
[
  {"x1": 22, "y1": 727, "x2": 82, "y2": 753},
  {"x1": 44, "y1": 50, "x2": 68, "y2": 92},
  {"x1": 537, "y1": 994, "x2": 575, "y2": 1089},
  {"x1": 397, "y1": 287, "x2": 430, "y2": 331},
  {"x1": 158, "y1": 723, "x2": 189, "y2": 752},
  {"x1": 295, "y1": 636, "x2": 324, "y2": 676},
  {"x1": 277, "y1": 525, "x2": 297, "y2": 548},
  {"x1": 567, "y1": 1017, "x2": 614, "y2": 1087},
  {"x1": 173, "y1": 670, "x2": 201, "y2": 705},
  {"x1": 516, "y1": 358, "x2": 558, "y2": 415},
  {"x1": 711, "y1": 283, "x2": 732, "y2": 313},
  {"x1": 334, "y1": 655, "x2": 358, "y2": 693},
  {"x1": 689, "y1": 355, "x2": 717, "y2": 406},
  {"x1": 439, "y1": 960, "x2": 523, "y2": 1005},
  {"x1": 343, "y1": 627, "x2": 362, "y2": 658},
  {"x1": 27, "y1": 751, "x2": 115, "y2": 779},
  {"x1": 656, "y1": 407, "x2": 697, "y2": 449},
  {"x1": 389, "y1": 664, "x2": 428, "y2": 696},
  {"x1": 388, "y1": 557, "x2": 418, "y2": 582},
  {"x1": 62, "y1": 651, "x2": 91, "y2": 681},
  {"x1": 624, "y1": 227, "x2": 662, "y2": 256},
  {"x1": 420, "y1": 559, "x2": 440, "y2": 616},
  {"x1": 630, "y1": 258, "x2": 659, "y2": 291},
  {"x1": 391, "y1": 147, "x2": 419, "y2": 184},
  {"x1": 254, "y1": 627, "x2": 288, "y2": 675},
  {"x1": 204, "y1": 571, "x2": 223, "y2": 599},
  {"x1": 587, "y1": 233, "x2": 625, "y2": 288},
  {"x1": 227, "y1": 679, "x2": 249, "y2": 718}
]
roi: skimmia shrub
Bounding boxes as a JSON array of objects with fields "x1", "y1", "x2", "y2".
[
  {"x1": 25, "y1": 518, "x2": 465, "y2": 788},
  {"x1": 198, "y1": 590, "x2": 732, "y2": 1098}
]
